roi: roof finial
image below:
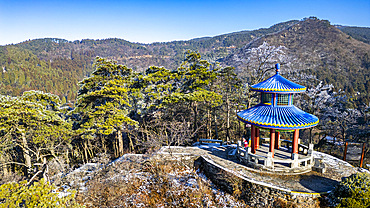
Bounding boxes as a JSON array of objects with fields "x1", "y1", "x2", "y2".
[{"x1": 275, "y1": 63, "x2": 280, "y2": 74}]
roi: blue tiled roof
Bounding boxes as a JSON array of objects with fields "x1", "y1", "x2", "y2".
[
  {"x1": 250, "y1": 73, "x2": 306, "y2": 93},
  {"x1": 237, "y1": 104, "x2": 319, "y2": 130}
]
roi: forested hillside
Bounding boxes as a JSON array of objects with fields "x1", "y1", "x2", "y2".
[
  {"x1": 1, "y1": 50, "x2": 369, "y2": 206},
  {"x1": 220, "y1": 17, "x2": 370, "y2": 105},
  {"x1": 16, "y1": 20, "x2": 299, "y2": 69},
  {"x1": 339, "y1": 26, "x2": 370, "y2": 44},
  {"x1": 0, "y1": 46, "x2": 94, "y2": 101},
  {"x1": 1, "y1": 18, "x2": 369, "y2": 104},
  {"x1": 0, "y1": 19, "x2": 300, "y2": 101}
]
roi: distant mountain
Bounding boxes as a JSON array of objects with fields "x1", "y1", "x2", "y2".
[
  {"x1": 0, "y1": 45, "x2": 94, "y2": 101},
  {"x1": 14, "y1": 20, "x2": 299, "y2": 71},
  {"x1": 1, "y1": 17, "x2": 369, "y2": 104},
  {"x1": 220, "y1": 17, "x2": 370, "y2": 104},
  {"x1": 338, "y1": 26, "x2": 370, "y2": 44}
]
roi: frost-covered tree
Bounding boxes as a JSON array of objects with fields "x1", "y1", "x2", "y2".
[
  {"x1": 0, "y1": 91, "x2": 73, "y2": 178},
  {"x1": 167, "y1": 51, "x2": 222, "y2": 137},
  {"x1": 133, "y1": 66, "x2": 176, "y2": 119},
  {"x1": 299, "y1": 82, "x2": 335, "y2": 143},
  {"x1": 320, "y1": 95, "x2": 362, "y2": 144},
  {"x1": 233, "y1": 41, "x2": 294, "y2": 84},
  {"x1": 71, "y1": 57, "x2": 137, "y2": 159},
  {"x1": 230, "y1": 42, "x2": 297, "y2": 109}
]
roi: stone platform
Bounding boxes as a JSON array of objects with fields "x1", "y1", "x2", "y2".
[
  {"x1": 157, "y1": 143, "x2": 358, "y2": 194},
  {"x1": 236, "y1": 143, "x2": 313, "y2": 174}
]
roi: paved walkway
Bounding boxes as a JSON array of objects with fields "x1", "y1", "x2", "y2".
[
  {"x1": 255, "y1": 143, "x2": 296, "y2": 159},
  {"x1": 158, "y1": 144, "x2": 358, "y2": 193}
]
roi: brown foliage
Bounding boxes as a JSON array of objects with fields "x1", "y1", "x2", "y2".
[{"x1": 77, "y1": 159, "x2": 245, "y2": 207}]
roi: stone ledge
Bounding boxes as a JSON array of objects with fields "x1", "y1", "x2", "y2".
[{"x1": 195, "y1": 156, "x2": 322, "y2": 208}]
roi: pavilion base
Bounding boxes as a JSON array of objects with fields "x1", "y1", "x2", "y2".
[{"x1": 236, "y1": 143, "x2": 314, "y2": 174}]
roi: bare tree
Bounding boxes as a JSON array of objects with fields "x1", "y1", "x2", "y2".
[
  {"x1": 136, "y1": 114, "x2": 199, "y2": 155},
  {"x1": 232, "y1": 41, "x2": 295, "y2": 84},
  {"x1": 320, "y1": 94, "x2": 362, "y2": 145},
  {"x1": 299, "y1": 82, "x2": 335, "y2": 143}
]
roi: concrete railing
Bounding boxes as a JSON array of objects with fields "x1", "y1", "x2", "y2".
[
  {"x1": 199, "y1": 139, "x2": 223, "y2": 145},
  {"x1": 272, "y1": 155, "x2": 313, "y2": 170},
  {"x1": 233, "y1": 141, "x2": 314, "y2": 172}
]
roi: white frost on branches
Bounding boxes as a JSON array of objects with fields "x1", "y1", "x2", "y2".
[
  {"x1": 300, "y1": 81, "x2": 335, "y2": 114},
  {"x1": 233, "y1": 42, "x2": 295, "y2": 84}
]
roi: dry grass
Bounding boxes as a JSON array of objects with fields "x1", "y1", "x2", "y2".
[{"x1": 76, "y1": 158, "x2": 246, "y2": 207}]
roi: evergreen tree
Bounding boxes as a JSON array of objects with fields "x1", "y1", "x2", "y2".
[
  {"x1": 0, "y1": 91, "x2": 72, "y2": 178},
  {"x1": 167, "y1": 51, "x2": 222, "y2": 139},
  {"x1": 71, "y1": 57, "x2": 137, "y2": 159}
]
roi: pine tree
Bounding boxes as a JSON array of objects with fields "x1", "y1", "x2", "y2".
[
  {"x1": 167, "y1": 51, "x2": 222, "y2": 139},
  {"x1": 71, "y1": 57, "x2": 137, "y2": 158},
  {"x1": 0, "y1": 91, "x2": 73, "y2": 177}
]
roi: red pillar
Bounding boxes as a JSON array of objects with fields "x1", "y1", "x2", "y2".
[
  {"x1": 269, "y1": 129, "x2": 275, "y2": 158},
  {"x1": 275, "y1": 131, "x2": 280, "y2": 149},
  {"x1": 251, "y1": 125, "x2": 256, "y2": 154},
  {"x1": 292, "y1": 129, "x2": 299, "y2": 155},
  {"x1": 360, "y1": 143, "x2": 366, "y2": 168},
  {"x1": 343, "y1": 142, "x2": 348, "y2": 161},
  {"x1": 255, "y1": 128, "x2": 260, "y2": 149}
]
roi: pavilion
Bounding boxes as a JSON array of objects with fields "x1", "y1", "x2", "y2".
[{"x1": 237, "y1": 63, "x2": 319, "y2": 171}]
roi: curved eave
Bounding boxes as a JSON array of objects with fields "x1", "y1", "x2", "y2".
[
  {"x1": 237, "y1": 104, "x2": 319, "y2": 130},
  {"x1": 250, "y1": 73, "x2": 306, "y2": 93},
  {"x1": 250, "y1": 87, "x2": 306, "y2": 94}
]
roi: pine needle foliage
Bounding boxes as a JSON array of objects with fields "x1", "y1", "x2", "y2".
[
  {"x1": 333, "y1": 172, "x2": 370, "y2": 208},
  {"x1": 0, "y1": 91, "x2": 73, "y2": 177},
  {"x1": 0, "y1": 179, "x2": 81, "y2": 207}
]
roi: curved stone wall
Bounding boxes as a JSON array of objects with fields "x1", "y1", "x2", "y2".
[{"x1": 195, "y1": 156, "x2": 322, "y2": 208}]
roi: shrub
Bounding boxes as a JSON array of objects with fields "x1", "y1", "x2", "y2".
[
  {"x1": 0, "y1": 179, "x2": 81, "y2": 207},
  {"x1": 333, "y1": 172, "x2": 370, "y2": 208}
]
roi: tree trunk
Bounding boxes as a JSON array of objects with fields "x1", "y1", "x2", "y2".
[
  {"x1": 88, "y1": 140, "x2": 94, "y2": 158},
  {"x1": 193, "y1": 103, "x2": 198, "y2": 141},
  {"x1": 342, "y1": 128, "x2": 346, "y2": 143},
  {"x1": 0, "y1": 154, "x2": 9, "y2": 177},
  {"x1": 144, "y1": 120, "x2": 149, "y2": 143},
  {"x1": 101, "y1": 136, "x2": 107, "y2": 154},
  {"x1": 214, "y1": 111, "x2": 218, "y2": 140},
  {"x1": 226, "y1": 94, "x2": 230, "y2": 142},
  {"x1": 84, "y1": 141, "x2": 89, "y2": 163},
  {"x1": 114, "y1": 138, "x2": 118, "y2": 158},
  {"x1": 317, "y1": 133, "x2": 326, "y2": 151},
  {"x1": 118, "y1": 130, "x2": 124, "y2": 156},
  {"x1": 22, "y1": 132, "x2": 32, "y2": 177},
  {"x1": 65, "y1": 149, "x2": 70, "y2": 165},
  {"x1": 42, "y1": 157, "x2": 49, "y2": 183},
  {"x1": 207, "y1": 109, "x2": 212, "y2": 139},
  {"x1": 128, "y1": 133, "x2": 134, "y2": 152}
]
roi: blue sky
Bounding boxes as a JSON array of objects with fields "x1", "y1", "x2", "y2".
[{"x1": 0, "y1": 0, "x2": 369, "y2": 46}]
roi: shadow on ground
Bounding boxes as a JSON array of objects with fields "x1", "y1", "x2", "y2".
[{"x1": 298, "y1": 174, "x2": 338, "y2": 193}]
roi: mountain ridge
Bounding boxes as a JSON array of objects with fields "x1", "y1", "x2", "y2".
[
  {"x1": 219, "y1": 18, "x2": 370, "y2": 99},
  {"x1": 0, "y1": 17, "x2": 369, "y2": 103}
]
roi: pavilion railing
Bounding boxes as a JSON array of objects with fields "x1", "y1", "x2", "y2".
[
  {"x1": 260, "y1": 139, "x2": 310, "y2": 155},
  {"x1": 234, "y1": 141, "x2": 314, "y2": 171}
]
